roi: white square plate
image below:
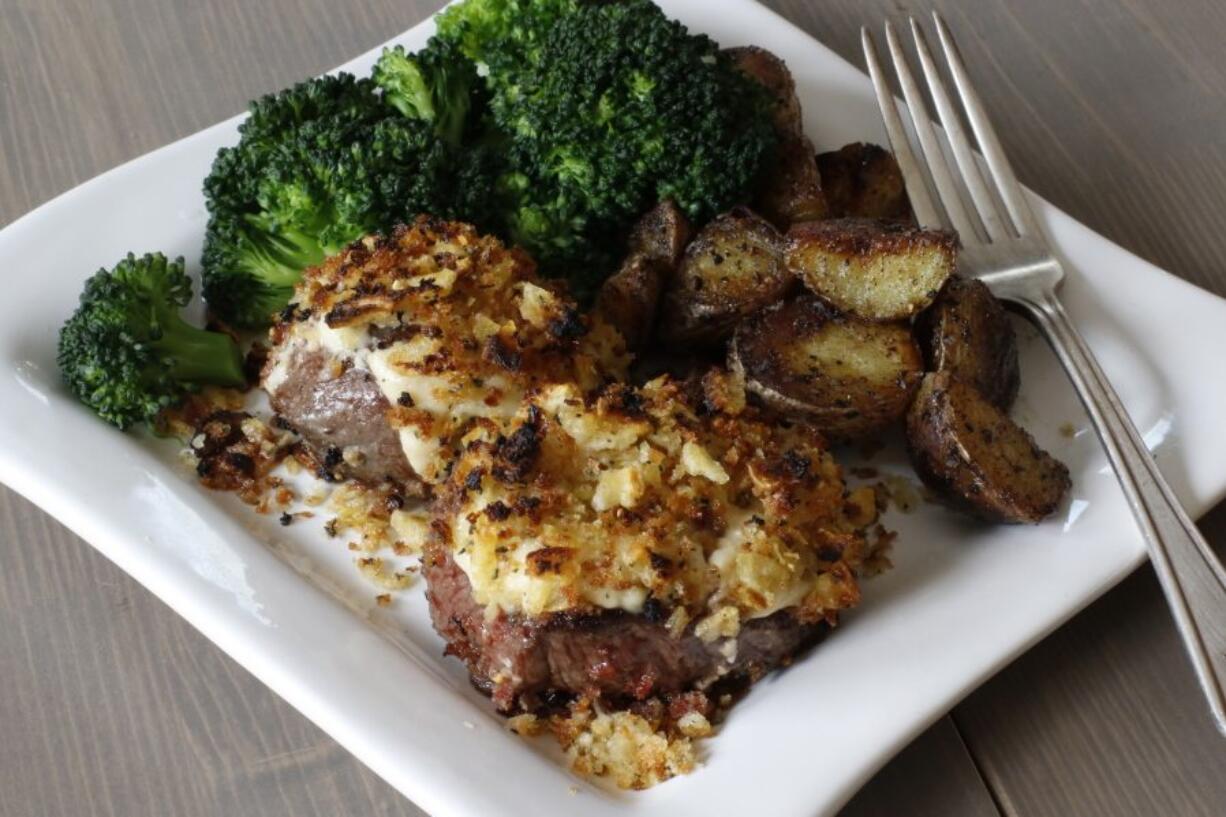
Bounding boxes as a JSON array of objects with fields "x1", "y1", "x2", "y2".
[{"x1": 3, "y1": 2, "x2": 1225, "y2": 815}]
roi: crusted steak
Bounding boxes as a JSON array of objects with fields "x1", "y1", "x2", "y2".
[
  {"x1": 261, "y1": 218, "x2": 876, "y2": 718},
  {"x1": 425, "y1": 542, "x2": 830, "y2": 712},
  {"x1": 260, "y1": 217, "x2": 628, "y2": 490},
  {"x1": 424, "y1": 375, "x2": 875, "y2": 714}
]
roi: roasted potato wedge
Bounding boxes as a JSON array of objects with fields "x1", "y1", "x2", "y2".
[
  {"x1": 817, "y1": 142, "x2": 911, "y2": 221},
  {"x1": 787, "y1": 218, "x2": 956, "y2": 320},
  {"x1": 758, "y1": 133, "x2": 828, "y2": 228},
  {"x1": 724, "y1": 45, "x2": 803, "y2": 136},
  {"x1": 596, "y1": 202, "x2": 692, "y2": 350},
  {"x1": 628, "y1": 199, "x2": 692, "y2": 269},
  {"x1": 916, "y1": 277, "x2": 1020, "y2": 410},
  {"x1": 730, "y1": 294, "x2": 923, "y2": 439},
  {"x1": 658, "y1": 208, "x2": 792, "y2": 345},
  {"x1": 725, "y1": 47, "x2": 826, "y2": 228},
  {"x1": 596, "y1": 255, "x2": 667, "y2": 351},
  {"x1": 906, "y1": 371, "x2": 1070, "y2": 523},
  {"x1": 630, "y1": 346, "x2": 725, "y2": 387}
]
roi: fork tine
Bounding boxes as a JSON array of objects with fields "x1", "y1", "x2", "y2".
[
  {"x1": 932, "y1": 11, "x2": 1039, "y2": 236},
  {"x1": 861, "y1": 28, "x2": 944, "y2": 230},
  {"x1": 909, "y1": 18, "x2": 1010, "y2": 242},
  {"x1": 883, "y1": 21, "x2": 981, "y2": 241}
]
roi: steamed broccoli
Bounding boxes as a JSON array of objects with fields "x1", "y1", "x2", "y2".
[
  {"x1": 58, "y1": 253, "x2": 245, "y2": 430},
  {"x1": 436, "y1": 0, "x2": 778, "y2": 295},
  {"x1": 373, "y1": 38, "x2": 485, "y2": 147},
  {"x1": 202, "y1": 0, "x2": 777, "y2": 322},
  {"x1": 201, "y1": 72, "x2": 477, "y2": 327},
  {"x1": 435, "y1": 0, "x2": 575, "y2": 81}
]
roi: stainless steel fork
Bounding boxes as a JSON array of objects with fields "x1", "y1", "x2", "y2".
[{"x1": 864, "y1": 13, "x2": 1226, "y2": 735}]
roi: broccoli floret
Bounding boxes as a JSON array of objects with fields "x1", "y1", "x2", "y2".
[
  {"x1": 202, "y1": 72, "x2": 485, "y2": 327},
  {"x1": 58, "y1": 253, "x2": 245, "y2": 430},
  {"x1": 435, "y1": 0, "x2": 575, "y2": 78},
  {"x1": 373, "y1": 38, "x2": 485, "y2": 147},
  {"x1": 203, "y1": 0, "x2": 776, "y2": 320},
  {"x1": 437, "y1": 0, "x2": 778, "y2": 296}
]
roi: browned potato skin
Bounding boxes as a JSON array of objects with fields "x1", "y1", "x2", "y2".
[
  {"x1": 595, "y1": 201, "x2": 692, "y2": 350},
  {"x1": 758, "y1": 133, "x2": 829, "y2": 228},
  {"x1": 916, "y1": 277, "x2": 1020, "y2": 410},
  {"x1": 658, "y1": 207, "x2": 793, "y2": 345},
  {"x1": 724, "y1": 46, "x2": 803, "y2": 136},
  {"x1": 817, "y1": 143, "x2": 911, "y2": 221},
  {"x1": 630, "y1": 346, "x2": 725, "y2": 387},
  {"x1": 787, "y1": 218, "x2": 957, "y2": 320},
  {"x1": 595, "y1": 255, "x2": 667, "y2": 351},
  {"x1": 906, "y1": 372, "x2": 1070, "y2": 523},
  {"x1": 628, "y1": 199, "x2": 692, "y2": 269},
  {"x1": 730, "y1": 294, "x2": 923, "y2": 440},
  {"x1": 724, "y1": 47, "x2": 828, "y2": 228}
]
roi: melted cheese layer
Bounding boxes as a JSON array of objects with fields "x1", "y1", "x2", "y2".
[
  {"x1": 436, "y1": 377, "x2": 875, "y2": 624},
  {"x1": 262, "y1": 218, "x2": 629, "y2": 486}
]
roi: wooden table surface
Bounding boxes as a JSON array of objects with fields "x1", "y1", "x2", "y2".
[{"x1": 2, "y1": 1, "x2": 1224, "y2": 814}]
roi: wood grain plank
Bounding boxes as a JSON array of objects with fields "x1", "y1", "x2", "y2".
[
  {"x1": 839, "y1": 719, "x2": 1001, "y2": 817},
  {"x1": 0, "y1": 0, "x2": 432, "y2": 225},
  {"x1": 954, "y1": 504, "x2": 1226, "y2": 817}
]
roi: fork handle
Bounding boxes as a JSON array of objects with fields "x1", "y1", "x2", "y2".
[{"x1": 1013, "y1": 288, "x2": 1226, "y2": 735}]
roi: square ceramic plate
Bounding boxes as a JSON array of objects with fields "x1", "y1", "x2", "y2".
[{"x1": 3, "y1": 2, "x2": 1226, "y2": 815}]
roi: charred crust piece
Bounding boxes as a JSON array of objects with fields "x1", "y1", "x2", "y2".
[
  {"x1": 243, "y1": 342, "x2": 269, "y2": 387},
  {"x1": 191, "y1": 410, "x2": 293, "y2": 504},
  {"x1": 816, "y1": 143, "x2": 912, "y2": 221},
  {"x1": 321, "y1": 445, "x2": 344, "y2": 481},
  {"x1": 325, "y1": 300, "x2": 385, "y2": 328},
  {"x1": 641, "y1": 596, "x2": 669, "y2": 623},
  {"x1": 546, "y1": 306, "x2": 587, "y2": 341},
  {"x1": 463, "y1": 467, "x2": 485, "y2": 492},
  {"x1": 525, "y1": 546, "x2": 574, "y2": 577},
  {"x1": 493, "y1": 409, "x2": 542, "y2": 483},
  {"x1": 787, "y1": 218, "x2": 956, "y2": 321},
  {"x1": 730, "y1": 294, "x2": 923, "y2": 440},
  {"x1": 193, "y1": 410, "x2": 254, "y2": 486},
  {"x1": 482, "y1": 335, "x2": 523, "y2": 371},
  {"x1": 905, "y1": 371, "x2": 1070, "y2": 523},
  {"x1": 658, "y1": 207, "x2": 792, "y2": 345},
  {"x1": 915, "y1": 277, "x2": 1020, "y2": 410},
  {"x1": 484, "y1": 500, "x2": 512, "y2": 521},
  {"x1": 599, "y1": 382, "x2": 648, "y2": 419}
]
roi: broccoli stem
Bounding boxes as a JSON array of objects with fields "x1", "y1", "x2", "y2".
[
  {"x1": 150, "y1": 311, "x2": 246, "y2": 387},
  {"x1": 243, "y1": 216, "x2": 330, "y2": 279}
]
